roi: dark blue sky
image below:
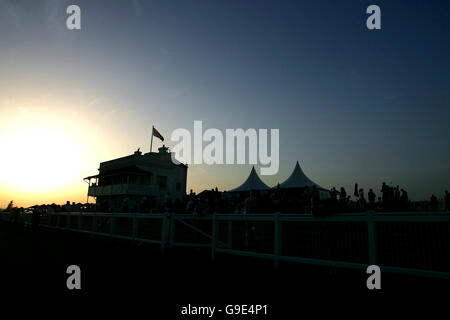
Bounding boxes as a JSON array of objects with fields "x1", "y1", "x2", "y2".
[{"x1": 0, "y1": 0, "x2": 449, "y2": 205}]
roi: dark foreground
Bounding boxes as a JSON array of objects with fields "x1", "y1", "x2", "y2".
[{"x1": 0, "y1": 221, "x2": 448, "y2": 315}]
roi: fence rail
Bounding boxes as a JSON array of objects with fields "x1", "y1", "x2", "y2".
[{"x1": 2, "y1": 211, "x2": 449, "y2": 279}]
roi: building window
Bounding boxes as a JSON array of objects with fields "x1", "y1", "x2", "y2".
[
  {"x1": 138, "y1": 175, "x2": 151, "y2": 185},
  {"x1": 113, "y1": 175, "x2": 121, "y2": 185},
  {"x1": 129, "y1": 174, "x2": 137, "y2": 184},
  {"x1": 142, "y1": 175, "x2": 151, "y2": 185},
  {"x1": 157, "y1": 176, "x2": 167, "y2": 189}
]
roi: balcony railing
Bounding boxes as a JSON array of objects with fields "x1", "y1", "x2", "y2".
[{"x1": 88, "y1": 183, "x2": 159, "y2": 196}]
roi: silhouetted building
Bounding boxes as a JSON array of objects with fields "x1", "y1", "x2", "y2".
[
  {"x1": 229, "y1": 166, "x2": 270, "y2": 192},
  {"x1": 84, "y1": 146, "x2": 187, "y2": 211},
  {"x1": 278, "y1": 161, "x2": 321, "y2": 189},
  {"x1": 228, "y1": 162, "x2": 329, "y2": 196},
  {"x1": 276, "y1": 161, "x2": 329, "y2": 198}
]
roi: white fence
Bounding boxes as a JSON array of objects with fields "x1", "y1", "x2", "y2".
[{"x1": 3, "y1": 211, "x2": 450, "y2": 279}]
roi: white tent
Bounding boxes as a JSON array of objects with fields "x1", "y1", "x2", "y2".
[
  {"x1": 278, "y1": 161, "x2": 322, "y2": 189},
  {"x1": 229, "y1": 166, "x2": 270, "y2": 192}
]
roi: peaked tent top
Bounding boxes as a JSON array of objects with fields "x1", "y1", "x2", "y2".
[
  {"x1": 229, "y1": 166, "x2": 270, "y2": 192},
  {"x1": 279, "y1": 161, "x2": 322, "y2": 189}
]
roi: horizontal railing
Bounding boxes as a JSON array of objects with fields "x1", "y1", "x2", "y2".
[
  {"x1": 88, "y1": 184, "x2": 159, "y2": 196},
  {"x1": 1, "y1": 211, "x2": 449, "y2": 279}
]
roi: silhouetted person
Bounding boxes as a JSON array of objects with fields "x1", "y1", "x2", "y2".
[
  {"x1": 12, "y1": 207, "x2": 19, "y2": 224},
  {"x1": 358, "y1": 188, "x2": 366, "y2": 210},
  {"x1": 63, "y1": 201, "x2": 70, "y2": 212},
  {"x1": 200, "y1": 198, "x2": 210, "y2": 216},
  {"x1": 186, "y1": 197, "x2": 194, "y2": 214},
  {"x1": 244, "y1": 190, "x2": 258, "y2": 214},
  {"x1": 381, "y1": 182, "x2": 389, "y2": 209},
  {"x1": 400, "y1": 189, "x2": 409, "y2": 211},
  {"x1": 394, "y1": 186, "x2": 400, "y2": 202},
  {"x1": 339, "y1": 187, "x2": 347, "y2": 202},
  {"x1": 430, "y1": 194, "x2": 438, "y2": 211},
  {"x1": 32, "y1": 207, "x2": 40, "y2": 231},
  {"x1": 354, "y1": 183, "x2": 359, "y2": 198},
  {"x1": 330, "y1": 187, "x2": 338, "y2": 200},
  {"x1": 327, "y1": 187, "x2": 338, "y2": 212},
  {"x1": 311, "y1": 186, "x2": 321, "y2": 217},
  {"x1": 368, "y1": 189, "x2": 376, "y2": 210}
]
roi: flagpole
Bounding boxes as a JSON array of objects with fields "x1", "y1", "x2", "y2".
[{"x1": 150, "y1": 125, "x2": 154, "y2": 153}]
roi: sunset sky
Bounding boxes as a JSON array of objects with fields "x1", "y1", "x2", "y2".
[{"x1": 0, "y1": 0, "x2": 449, "y2": 208}]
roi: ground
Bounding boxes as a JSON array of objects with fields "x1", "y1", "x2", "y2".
[{"x1": 0, "y1": 221, "x2": 448, "y2": 315}]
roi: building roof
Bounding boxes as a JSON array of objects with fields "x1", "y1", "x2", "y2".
[
  {"x1": 278, "y1": 161, "x2": 322, "y2": 189},
  {"x1": 84, "y1": 147, "x2": 187, "y2": 181},
  {"x1": 229, "y1": 166, "x2": 270, "y2": 192}
]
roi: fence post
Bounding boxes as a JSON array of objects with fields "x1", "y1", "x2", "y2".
[
  {"x1": 161, "y1": 213, "x2": 168, "y2": 252},
  {"x1": 78, "y1": 213, "x2": 82, "y2": 230},
  {"x1": 66, "y1": 215, "x2": 71, "y2": 229},
  {"x1": 92, "y1": 215, "x2": 97, "y2": 232},
  {"x1": 110, "y1": 214, "x2": 116, "y2": 235},
  {"x1": 211, "y1": 213, "x2": 217, "y2": 261},
  {"x1": 169, "y1": 213, "x2": 175, "y2": 248},
  {"x1": 132, "y1": 213, "x2": 138, "y2": 241},
  {"x1": 227, "y1": 219, "x2": 233, "y2": 248},
  {"x1": 56, "y1": 215, "x2": 61, "y2": 228},
  {"x1": 274, "y1": 212, "x2": 280, "y2": 269},
  {"x1": 367, "y1": 211, "x2": 377, "y2": 265}
]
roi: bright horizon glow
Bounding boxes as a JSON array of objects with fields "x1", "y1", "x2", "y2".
[
  {"x1": 0, "y1": 104, "x2": 105, "y2": 208},
  {"x1": 0, "y1": 98, "x2": 216, "y2": 209},
  {"x1": 1, "y1": 1, "x2": 449, "y2": 208},
  {"x1": 0, "y1": 123, "x2": 81, "y2": 190}
]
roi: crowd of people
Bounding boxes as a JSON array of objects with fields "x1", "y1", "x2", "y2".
[
  {"x1": 160, "y1": 183, "x2": 450, "y2": 217},
  {"x1": 2, "y1": 187, "x2": 450, "y2": 218},
  {"x1": 327, "y1": 182, "x2": 412, "y2": 213},
  {"x1": 1, "y1": 201, "x2": 96, "y2": 228}
]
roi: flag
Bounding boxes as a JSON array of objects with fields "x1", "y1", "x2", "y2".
[{"x1": 153, "y1": 127, "x2": 164, "y2": 142}]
